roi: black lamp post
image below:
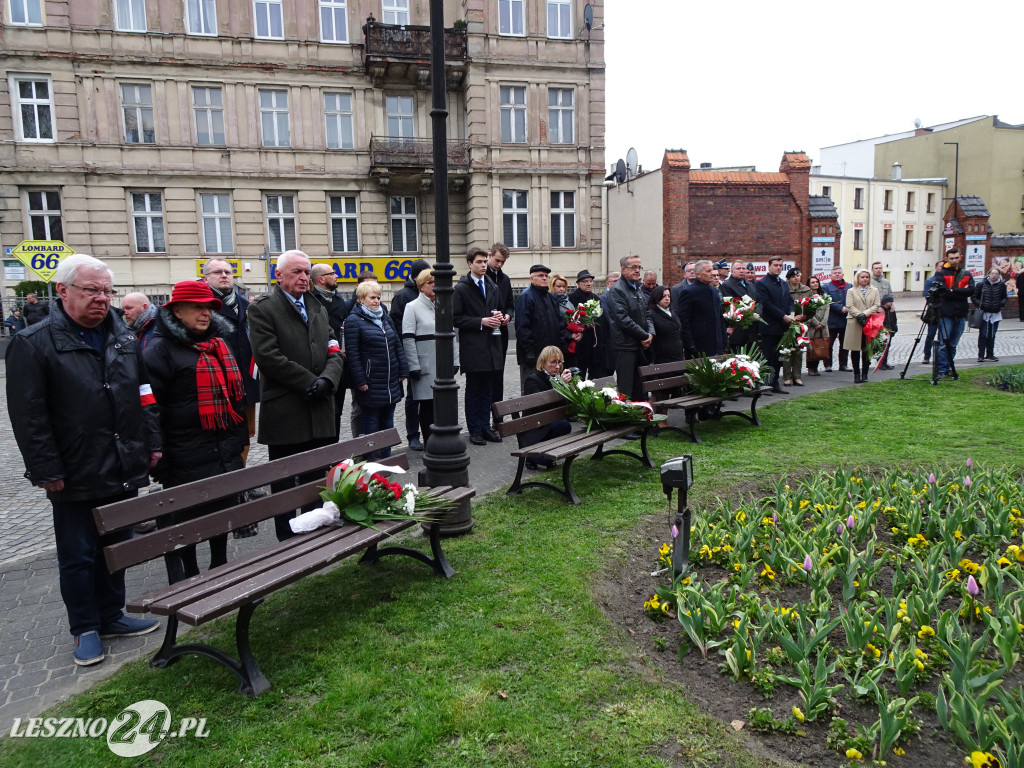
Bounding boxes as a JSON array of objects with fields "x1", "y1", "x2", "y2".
[
  {"x1": 421, "y1": 0, "x2": 472, "y2": 534},
  {"x1": 660, "y1": 455, "x2": 694, "y2": 576}
]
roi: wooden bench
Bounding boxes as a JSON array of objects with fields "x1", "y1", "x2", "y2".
[
  {"x1": 490, "y1": 376, "x2": 655, "y2": 505},
  {"x1": 93, "y1": 428, "x2": 472, "y2": 697},
  {"x1": 639, "y1": 357, "x2": 767, "y2": 444}
]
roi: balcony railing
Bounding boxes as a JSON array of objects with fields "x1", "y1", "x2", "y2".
[
  {"x1": 363, "y1": 20, "x2": 468, "y2": 61},
  {"x1": 369, "y1": 137, "x2": 470, "y2": 169}
]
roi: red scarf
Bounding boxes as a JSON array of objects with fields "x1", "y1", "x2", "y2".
[{"x1": 192, "y1": 337, "x2": 245, "y2": 431}]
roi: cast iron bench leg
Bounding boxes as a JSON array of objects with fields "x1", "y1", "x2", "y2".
[
  {"x1": 506, "y1": 456, "x2": 528, "y2": 495},
  {"x1": 359, "y1": 522, "x2": 456, "y2": 578},
  {"x1": 686, "y1": 411, "x2": 703, "y2": 444},
  {"x1": 593, "y1": 431, "x2": 656, "y2": 468}
]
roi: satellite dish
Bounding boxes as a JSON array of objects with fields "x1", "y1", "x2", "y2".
[
  {"x1": 914, "y1": 117, "x2": 922, "y2": 129},
  {"x1": 626, "y1": 147, "x2": 638, "y2": 179},
  {"x1": 583, "y1": 3, "x2": 593, "y2": 29},
  {"x1": 615, "y1": 158, "x2": 626, "y2": 184}
]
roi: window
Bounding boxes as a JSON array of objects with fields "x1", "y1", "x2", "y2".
[
  {"x1": 324, "y1": 92, "x2": 354, "y2": 149},
  {"x1": 9, "y1": 75, "x2": 55, "y2": 142},
  {"x1": 854, "y1": 187, "x2": 864, "y2": 210},
  {"x1": 390, "y1": 196, "x2": 418, "y2": 252},
  {"x1": 882, "y1": 228, "x2": 892, "y2": 250},
  {"x1": 883, "y1": 189, "x2": 893, "y2": 211},
  {"x1": 120, "y1": 84, "x2": 155, "y2": 144},
  {"x1": 381, "y1": 0, "x2": 409, "y2": 25},
  {"x1": 548, "y1": 88, "x2": 573, "y2": 145},
  {"x1": 547, "y1": 0, "x2": 571, "y2": 39},
  {"x1": 114, "y1": 0, "x2": 146, "y2": 31},
  {"x1": 131, "y1": 192, "x2": 166, "y2": 253},
  {"x1": 193, "y1": 86, "x2": 225, "y2": 146},
  {"x1": 502, "y1": 189, "x2": 528, "y2": 248},
  {"x1": 927, "y1": 192, "x2": 935, "y2": 213},
  {"x1": 498, "y1": 0, "x2": 524, "y2": 35},
  {"x1": 385, "y1": 95, "x2": 414, "y2": 138},
  {"x1": 853, "y1": 229, "x2": 863, "y2": 251},
  {"x1": 820, "y1": 185, "x2": 831, "y2": 199},
  {"x1": 551, "y1": 191, "x2": 575, "y2": 248},
  {"x1": 329, "y1": 195, "x2": 359, "y2": 252},
  {"x1": 904, "y1": 228, "x2": 914, "y2": 250},
  {"x1": 319, "y1": 0, "x2": 348, "y2": 42},
  {"x1": 200, "y1": 193, "x2": 233, "y2": 253},
  {"x1": 925, "y1": 229, "x2": 934, "y2": 251},
  {"x1": 9, "y1": 0, "x2": 42, "y2": 25},
  {"x1": 186, "y1": 0, "x2": 217, "y2": 34},
  {"x1": 26, "y1": 190, "x2": 63, "y2": 240},
  {"x1": 266, "y1": 194, "x2": 296, "y2": 252},
  {"x1": 906, "y1": 191, "x2": 915, "y2": 212},
  {"x1": 254, "y1": 0, "x2": 283, "y2": 38},
  {"x1": 259, "y1": 89, "x2": 290, "y2": 147},
  {"x1": 500, "y1": 85, "x2": 526, "y2": 143}
]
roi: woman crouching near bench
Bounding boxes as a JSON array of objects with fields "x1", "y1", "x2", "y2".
[
  {"x1": 519, "y1": 346, "x2": 574, "y2": 470},
  {"x1": 143, "y1": 281, "x2": 249, "y2": 584}
]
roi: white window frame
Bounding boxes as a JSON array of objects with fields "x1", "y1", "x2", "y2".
[
  {"x1": 200, "y1": 193, "x2": 234, "y2": 254},
  {"x1": 319, "y1": 0, "x2": 348, "y2": 43},
  {"x1": 381, "y1": 0, "x2": 409, "y2": 26},
  {"x1": 385, "y1": 95, "x2": 414, "y2": 139},
  {"x1": 254, "y1": 0, "x2": 284, "y2": 39},
  {"x1": 131, "y1": 192, "x2": 166, "y2": 254},
  {"x1": 266, "y1": 194, "x2": 297, "y2": 253},
  {"x1": 192, "y1": 86, "x2": 225, "y2": 146},
  {"x1": 389, "y1": 196, "x2": 418, "y2": 253},
  {"x1": 8, "y1": 74, "x2": 55, "y2": 143},
  {"x1": 547, "y1": 0, "x2": 572, "y2": 39},
  {"x1": 498, "y1": 0, "x2": 524, "y2": 36},
  {"x1": 500, "y1": 85, "x2": 526, "y2": 144},
  {"x1": 550, "y1": 190, "x2": 575, "y2": 248},
  {"x1": 114, "y1": 0, "x2": 147, "y2": 31},
  {"x1": 25, "y1": 189, "x2": 63, "y2": 241},
  {"x1": 185, "y1": 0, "x2": 217, "y2": 35},
  {"x1": 324, "y1": 92, "x2": 354, "y2": 149},
  {"x1": 547, "y1": 87, "x2": 573, "y2": 145},
  {"x1": 120, "y1": 83, "x2": 156, "y2": 144},
  {"x1": 329, "y1": 194, "x2": 359, "y2": 253},
  {"x1": 259, "y1": 89, "x2": 290, "y2": 148},
  {"x1": 502, "y1": 189, "x2": 528, "y2": 248},
  {"x1": 9, "y1": 0, "x2": 43, "y2": 25}
]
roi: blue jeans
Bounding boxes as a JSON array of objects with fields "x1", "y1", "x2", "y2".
[
  {"x1": 937, "y1": 316, "x2": 965, "y2": 373},
  {"x1": 923, "y1": 323, "x2": 938, "y2": 360},
  {"x1": 360, "y1": 403, "x2": 397, "y2": 458},
  {"x1": 52, "y1": 493, "x2": 135, "y2": 636},
  {"x1": 978, "y1": 319, "x2": 999, "y2": 358}
]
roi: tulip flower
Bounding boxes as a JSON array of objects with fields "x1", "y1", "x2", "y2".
[
  {"x1": 791, "y1": 706, "x2": 805, "y2": 722},
  {"x1": 772, "y1": 512, "x2": 778, "y2": 524},
  {"x1": 671, "y1": 524, "x2": 679, "y2": 539},
  {"x1": 802, "y1": 554, "x2": 812, "y2": 572},
  {"x1": 837, "y1": 522, "x2": 845, "y2": 536},
  {"x1": 967, "y1": 574, "x2": 980, "y2": 596},
  {"x1": 846, "y1": 514, "x2": 855, "y2": 529},
  {"x1": 966, "y1": 457, "x2": 972, "y2": 468},
  {"x1": 965, "y1": 476, "x2": 972, "y2": 487},
  {"x1": 928, "y1": 472, "x2": 936, "y2": 484}
]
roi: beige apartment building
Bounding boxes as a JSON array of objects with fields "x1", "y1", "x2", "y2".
[{"x1": 0, "y1": 0, "x2": 605, "y2": 301}]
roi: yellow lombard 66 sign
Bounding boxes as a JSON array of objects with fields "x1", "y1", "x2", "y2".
[
  {"x1": 192, "y1": 258, "x2": 242, "y2": 278},
  {"x1": 271, "y1": 257, "x2": 418, "y2": 283},
  {"x1": 10, "y1": 240, "x2": 77, "y2": 282}
]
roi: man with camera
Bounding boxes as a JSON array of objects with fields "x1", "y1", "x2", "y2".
[{"x1": 931, "y1": 248, "x2": 975, "y2": 378}]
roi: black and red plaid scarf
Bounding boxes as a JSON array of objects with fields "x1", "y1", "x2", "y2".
[{"x1": 192, "y1": 337, "x2": 245, "y2": 431}]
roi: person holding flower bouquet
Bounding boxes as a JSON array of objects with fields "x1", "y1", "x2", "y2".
[
  {"x1": 519, "y1": 346, "x2": 574, "y2": 470},
  {"x1": 845, "y1": 269, "x2": 881, "y2": 383},
  {"x1": 752, "y1": 257, "x2": 796, "y2": 394},
  {"x1": 567, "y1": 270, "x2": 600, "y2": 378},
  {"x1": 782, "y1": 268, "x2": 811, "y2": 386},
  {"x1": 803, "y1": 276, "x2": 830, "y2": 376}
]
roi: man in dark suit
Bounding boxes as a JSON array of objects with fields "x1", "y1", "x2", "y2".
[
  {"x1": 605, "y1": 254, "x2": 653, "y2": 402},
  {"x1": 247, "y1": 250, "x2": 345, "y2": 540},
  {"x1": 678, "y1": 260, "x2": 728, "y2": 358},
  {"x1": 753, "y1": 256, "x2": 795, "y2": 394},
  {"x1": 309, "y1": 262, "x2": 352, "y2": 440},
  {"x1": 720, "y1": 260, "x2": 759, "y2": 352}
]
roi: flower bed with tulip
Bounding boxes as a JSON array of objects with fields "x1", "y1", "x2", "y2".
[{"x1": 643, "y1": 463, "x2": 1024, "y2": 768}]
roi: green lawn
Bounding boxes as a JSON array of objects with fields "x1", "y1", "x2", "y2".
[{"x1": 2, "y1": 368, "x2": 1021, "y2": 768}]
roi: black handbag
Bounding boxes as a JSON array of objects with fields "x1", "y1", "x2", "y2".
[{"x1": 968, "y1": 308, "x2": 982, "y2": 329}]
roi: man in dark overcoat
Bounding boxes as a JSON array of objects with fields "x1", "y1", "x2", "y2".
[
  {"x1": 605, "y1": 254, "x2": 653, "y2": 402},
  {"x1": 752, "y1": 256, "x2": 795, "y2": 394},
  {"x1": 720, "y1": 260, "x2": 759, "y2": 351},
  {"x1": 248, "y1": 249, "x2": 344, "y2": 540},
  {"x1": 678, "y1": 260, "x2": 728, "y2": 358}
]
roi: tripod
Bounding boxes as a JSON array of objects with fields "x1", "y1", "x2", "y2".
[{"x1": 898, "y1": 303, "x2": 957, "y2": 384}]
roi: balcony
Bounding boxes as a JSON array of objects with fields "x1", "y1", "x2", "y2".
[
  {"x1": 362, "y1": 18, "x2": 468, "y2": 88},
  {"x1": 369, "y1": 136, "x2": 470, "y2": 191}
]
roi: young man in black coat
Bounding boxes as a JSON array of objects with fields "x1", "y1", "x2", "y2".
[
  {"x1": 752, "y1": 256, "x2": 795, "y2": 394},
  {"x1": 486, "y1": 243, "x2": 514, "y2": 428},
  {"x1": 309, "y1": 262, "x2": 353, "y2": 439},
  {"x1": 453, "y1": 248, "x2": 507, "y2": 446}
]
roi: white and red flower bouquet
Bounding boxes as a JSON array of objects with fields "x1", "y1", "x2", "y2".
[
  {"x1": 721, "y1": 295, "x2": 763, "y2": 329},
  {"x1": 551, "y1": 376, "x2": 665, "y2": 433},
  {"x1": 777, "y1": 322, "x2": 811, "y2": 356},
  {"x1": 684, "y1": 348, "x2": 768, "y2": 397},
  {"x1": 565, "y1": 299, "x2": 602, "y2": 354}
]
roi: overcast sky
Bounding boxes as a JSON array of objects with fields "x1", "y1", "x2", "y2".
[{"x1": 603, "y1": 0, "x2": 1021, "y2": 175}]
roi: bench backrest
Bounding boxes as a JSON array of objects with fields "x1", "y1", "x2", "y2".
[
  {"x1": 95, "y1": 429, "x2": 406, "y2": 572},
  {"x1": 638, "y1": 360, "x2": 690, "y2": 400},
  {"x1": 491, "y1": 375, "x2": 615, "y2": 439}
]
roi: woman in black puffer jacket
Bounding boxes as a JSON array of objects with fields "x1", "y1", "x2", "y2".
[
  {"x1": 973, "y1": 267, "x2": 1008, "y2": 362},
  {"x1": 143, "y1": 281, "x2": 248, "y2": 583},
  {"x1": 343, "y1": 280, "x2": 409, "y2": 458}
]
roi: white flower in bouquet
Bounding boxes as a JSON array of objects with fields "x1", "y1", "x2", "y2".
[
  {"x1": 577, "y1": 379, "x2": 596, "y2": 389},
  {"x1": 600, "y1": 386, "x2": 620, "y2": 400},
  {"x1": 582, "y1": 298, "x2": 603, "y2": 318}
]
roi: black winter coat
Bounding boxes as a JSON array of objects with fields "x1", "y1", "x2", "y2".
[
  {"x1": 973, "y1": 278, "x2": 1008, "y2": 313},
  {"x1": 344, "y1": 303, "x2": 408, "y2": 408},
  {"x1": 5, "y1": 302, "x2": 161, "y2": 501},
  {"x1": 515, "y1": 285, "x2": 568, "y2": 365},
  {"x1": 453, "y1": 272, "x2": 505, "y2": 373},
  {"x1": 677, "y1": 280, "x2": 727, "y2": 357},
  {"x1": 753, "y1": 274, "x2": 794, "y2": 336},
  {"x1": 934, "y1": 267, "x2": 975, "y2": 319},
  {"x1": 23, "y1": 300, "x2": 50, "y2": 325},
  {"x1": 143, "y1": 309, "x2": 248, "y2": 487},
  {"x1": 605, "y1": 279, "x2": 653, "y2": 351},
  {"x1": 487, "y1": 265, "x2": 515, "y2": 353},
  {"x1": 212, "y1": 290, "x2": 259, "y2": 405},
  {"x1": 720, "y1": 276, "x2": 759, "y2": 348},
  {"x1": 649, "y1": 307, "x2": 685, "y2": 363},
  {"x1": 567, "y1": 288, "x2": 599, "y2": 370}
]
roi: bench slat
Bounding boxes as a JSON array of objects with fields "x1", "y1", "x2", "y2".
[{"x1": 496, "y1": 405, "x2": 571, "y2": 439}]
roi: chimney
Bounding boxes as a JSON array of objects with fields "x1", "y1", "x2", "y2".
[{"x1": 892, "y1": 162, "x2": 902, "y2": 181}]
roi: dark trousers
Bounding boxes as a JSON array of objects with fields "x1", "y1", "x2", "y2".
[
  {"x1": 403, "y1": 382, "x2": 420, "y2": 439},
  {"x1": 979, "y1": 320, "x2": 999, "y2": 358},
  {"x1": 879, "y1": 332, "x2": 895, "y2": 366},
  {"x1": 411, "y1": 399, "x2": 434, "y2": 446},
  {"x1": 157, "y1": 495, "x2": 229, "y2": 584},
  {"x1": 489, "y1": 369, "x2": 505, "y2": 425},
  {"x1": 269, "y1": 438, "x2": 337, "y2": 542},
  {"x1": 828, "y1": 326, "x2": 848, "y2": 368},
  {"x1": 331, "y1": 386, "x2": 347, "y2": 440},
  {"x1": 525, "y1": 419, "x2": 571, "y2": 461},
  {"x1": 760, "y1": 334, "x2": 783, "y2": 385},
  {"x1": 614, "y1": 349, "x2": 644, "y2": 401},
  {"x1": 52, "y1": 492, "x2": 135, "y2": 636},
  {"x1": 465, "y1": 371, "x2": 494, "y2": 436},
  {"x1": 923, "y1": 323, "x2": 938, "y2": 360}
]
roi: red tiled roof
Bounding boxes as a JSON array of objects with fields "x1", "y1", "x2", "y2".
[{"x1": 690, "y1": 171, "x2": 789, "y2": 185}]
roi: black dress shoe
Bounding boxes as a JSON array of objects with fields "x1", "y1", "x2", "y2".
[
  {"x1": 838, "y1": 365, "x2": 852, "y2": 372},
  {"x1": 482, "y1": 428, "x2": 503, "y2": 443},
  {"x1": 880, "y1": 364, "x2": 895, "y2": 370},
  {"x1": 469, "y1": 433, "x2": 486, "y2": 446},
  {"x1": 771, "y1": 385, "x2": 789, "y2": 394},
  {"x1": 986, "y1": 356, "x2": 1000, "y2": 362},
  {"x1": 525, "y1": 458, "x2": 543, "y2": 470}
]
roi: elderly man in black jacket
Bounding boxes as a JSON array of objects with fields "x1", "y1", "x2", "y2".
[
  {"x1": 678, "y1": 260, "x2": 728, "y2": 358},
  {"x1": 6, "y1": 254, "x2": 162, "y2": 666},
  {"x1": 605, "y1": 254, "x2": 654, "y2": 402},
  {"x1": 720, "y1": 260, "x2": 759, "y2": 351},
  {"x1": 753, "y1": 256, "x2": 795, "y2": 394},
  {"x1": 514, "y1": 264, "x2": 567, "y2": 390},
  {"x1": 454, "y1": 247, "x2": 507, "y2": 445}
]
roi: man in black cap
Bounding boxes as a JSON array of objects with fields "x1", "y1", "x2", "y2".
[
  {"x1": 567, "y1": 269, "x2": 599, "y2": 379},
  {"x1": 514, "y1": 263, "x2": 568, "y2": 390}
]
